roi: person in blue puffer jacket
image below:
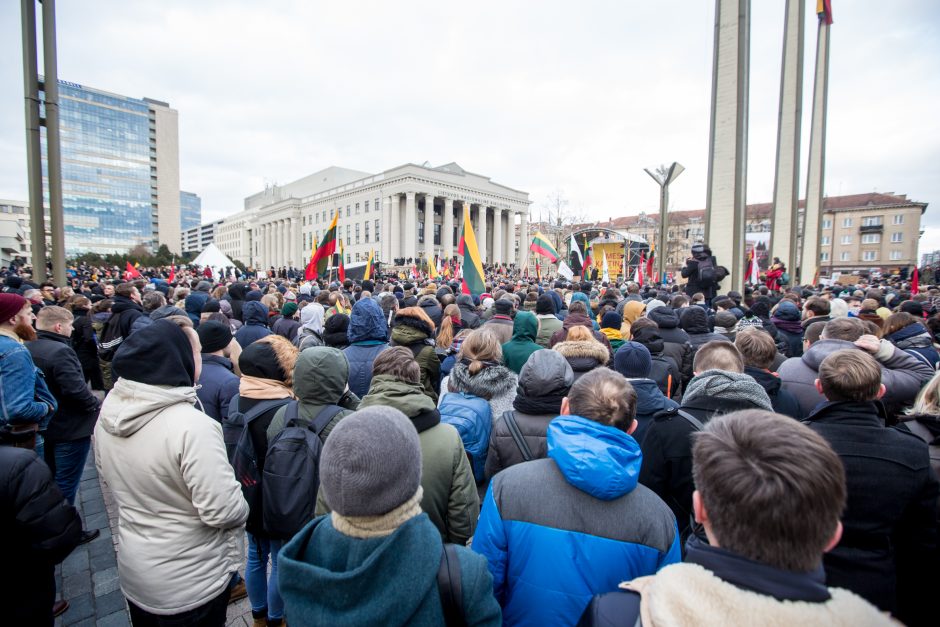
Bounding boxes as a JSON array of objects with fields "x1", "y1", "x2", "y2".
[
  {"x1": 472, "y1": 368, "x2": 680, "y2": 627},
  {"x1": 343, "y1": 298, "x2": 389, "y2": 398},
  {"x1": 234, "y1": 301, "x2": 272, "y2": 348}
]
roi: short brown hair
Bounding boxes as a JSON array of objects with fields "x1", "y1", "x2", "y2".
[
  {"x1": 804, "y1": 296, "x2": 830, "y2": 316},
  {"x1": 693, "y1": 341, "x2": 744, "y2": 373},
  {"x1": 734, "y1": 328, "x2": 776, "y2": 370},
  {"x1": 817, "y1": 349, "x2": 881, "y2": 402},
  {"x1": 820, "y1": 317, "x2": 865, "y2": 341},
  {"x1": 568, "y1": 301, "x2": 587, "y2": 316},
  {"x1": 115, "y1": 283, "x2": 138, "y2": 298},
  {"x1": 372, "y1": 346, "x2": 420, "y2": 384},
  {"x1": 692, "y1": 410, "x2": 846, "y2": 572},
  {"x1": 670, "y1": 295, "x2": 689, "y2": 309},
  {"x1": 804, "y1": 321, "x2": 825, "y2": 346},
  {"x1": 35, "y1": 305, "x2": 73, "y2": 330},
  {"x1": 567, "y1": 369, "x2": 636, "y2": 432},
  {"x1": 882, "y1": 311, "x2": 918, "y2": 338}
]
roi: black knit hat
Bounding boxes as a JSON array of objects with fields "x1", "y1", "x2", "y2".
[
  {"x1": 196, "y1": 320, "x2": 232, "y2": 354},
  {"x1": 112, "y1": 319, "x2": 195, "y2": 387},
  {"x1": 536, "y1": 294, "x2": 555, "y2": 315}
]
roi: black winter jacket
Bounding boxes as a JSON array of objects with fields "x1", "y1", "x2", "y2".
[
  {"x1": 805, "y1": 400, "x2": 939, "y2": 623},
  {"x1": 646, "y1": 307, "x2": 694, "y2": 384},
  {"x1": 0, "y1": 446, "x2": 82, "y2": 625},
  {"x1": 27, "y1": 331, "x2": 101, "y2": 442},
  {"x1": 744, "y1": 366, "x2": 802, "y2": 420}
]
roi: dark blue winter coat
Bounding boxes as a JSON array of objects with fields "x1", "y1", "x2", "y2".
[
  {"x1": 472, "y1": 414, "x2": 680, "y2": 626},
  {"x1": 234, "y1": 301, "x2": 272, "y2": 348},
  {"x1": 626, "y1": 378, "x2": 679, "y2": 444},
  {"x1": 343, "y1": 299, "x2": 389, "y2": 398},
  {"x1": 886, "y1": 322, "x2": 940, "y2": 370},
  {"x1": 196, "y1": 354, "x2": 240, "y2": 422}
]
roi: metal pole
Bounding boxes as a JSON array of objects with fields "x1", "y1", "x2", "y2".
[
  {"x1": 41, "y1": 0, "x2": 66, "y2": 286},
  {"x1": 658, "y1": 183, "x2": 668, "y2": 282},
  {"x1": 21, "y1": 0, "x2": 47, "y2": 281}
]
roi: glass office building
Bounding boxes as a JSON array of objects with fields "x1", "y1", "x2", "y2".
[
  {"x1": 180, "y1": 190, "x2": 202, "y2": 232},
  {"x1": 41, "y1": 80, "x2": 180, "y2": 256}
]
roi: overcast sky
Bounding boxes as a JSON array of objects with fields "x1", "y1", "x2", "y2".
[{"x1": 1, "y1": 1, "x2": 938, "y2": 256}]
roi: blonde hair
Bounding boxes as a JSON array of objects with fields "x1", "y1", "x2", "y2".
[
  {"x1": 565, "y1": 326, "x2": 595, "y2": 342},
  {"x1": 261, "y1": 293, "x2": 281, "y2": 312},
  {"x1": 35, "y1": 306, "x2": 73, "y2": 330},
  {"x1": 437, "y1": 304, "x2": 461, "y2": 349},
  {"x1": 458, "y1": 328, "x2": 503, "y2": 376},
  {"x1": 908, "y1": 370, "x2": 940, "y2": 416}
]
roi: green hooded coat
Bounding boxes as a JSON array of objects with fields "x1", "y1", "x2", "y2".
[{"x1": 501, "y1": 311, "x2": 544, "y2": 374}]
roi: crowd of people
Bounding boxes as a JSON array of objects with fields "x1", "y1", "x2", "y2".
[{"x1": 1, "y1": 253, "x2": 938, "y2": 626}]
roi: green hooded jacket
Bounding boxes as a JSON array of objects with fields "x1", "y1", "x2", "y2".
[
  {"x1": 266, "y1": 347, "x2": 360, "y2": 443},
  {"x1": 318, "y1": 374, "x2": 479, "y2": 545},
  {"x1": 501, "y1": 311, "x2": 544, "y2": 374},
  {"x1": 390, "y1": 315, "x2": 441, "y2": 403}
]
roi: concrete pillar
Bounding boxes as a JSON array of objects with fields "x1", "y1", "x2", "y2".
[
  {"x1": 517, "y1": 211, "x2": 528, "y2": 269},
  {"x1": 770, "y1": 0, "x2": 804, "y2": 282},
  {"x1": 404, "y1": 192, "x2": 417, "y2": 263},
  {"x1": 443, "y1": 197, "x2": 454, "y2": 260},
  {"x1": 263, "y1": 224, "x2": 271, "y2": 270},
  {"x1": 705, "y1": 0, "x2": 750, "y2": 294},
  {"x1": 477, "y1": 205, "x2": 488, "y2": 264},
  {"x1": 382, "y1": 195, "x2": 392, "y2": 264},
  {"x1": 492, "y1": 208, "x2": 503, "y2": 265},
  {"x1": 801, "y1": 16, "x2": 831, "y2": 285},
  {"x1": 424, "y1": 193, "x2": 435, "y2": 261},
  {"x1": 503, "y1": 211, "x2": 512, "y2": 265},
  {"x1": 291, "y1": 216, "x2": 300, "y2": 269}
]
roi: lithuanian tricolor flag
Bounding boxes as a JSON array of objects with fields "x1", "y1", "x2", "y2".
[
  {"x1": 363, "y1": 249, "x2": 374, "y2": 281},
  {"x1": 306, "y1": 212, "x2": 338, "y2": 280},
  {"x1": 337, "y1": 239, "x2": 346, "y2": 282},
  {"x1": 460, "y1": 204, "x2": 485, "y2": 296},
  {"x1": 529, "y1": 231, "x2": 559, "y2": 263},
  {"x1": 428, "y1": 256, "x2": 440, "y2": 280}
]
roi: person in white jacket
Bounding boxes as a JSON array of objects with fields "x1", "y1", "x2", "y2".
[{"x1": 95, "y1": 319, "x2": 248, "y2": 626}]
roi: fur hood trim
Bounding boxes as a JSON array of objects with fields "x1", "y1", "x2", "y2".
[
  {"x1": 448, "y1": 361, "x2": 518, "y2": 401},
  {"x1": 392, "y1": 312, "x2": 434, "y2": 338},
  {"x1": 552, "y1": 339, "x2": 610, "y2": 364}
]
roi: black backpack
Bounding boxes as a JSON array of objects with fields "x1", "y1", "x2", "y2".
[
  {"x1": 696, "y1": 256, "x2": 717, "y2": 284},
  {"x1": 223, "y1": 394, "x2": 293, "y2": 465},
  {"x1": 262, "y1": 402, "x2": 344, "y2": 539}
]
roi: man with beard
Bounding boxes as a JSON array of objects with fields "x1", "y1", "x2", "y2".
[{"x1": 0, "y1": 293, "x2": 58, "y2": 457}]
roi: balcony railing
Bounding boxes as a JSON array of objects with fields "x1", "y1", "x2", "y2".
[{"x1": 859, "y1": 224, "x2": 883, "y2": 233}]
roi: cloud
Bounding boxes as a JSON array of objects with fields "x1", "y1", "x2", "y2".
[{"x1": 0, "y1": 0, "x2": 937, "y2": 257}]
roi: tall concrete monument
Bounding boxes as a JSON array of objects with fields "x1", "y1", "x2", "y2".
[
  {"x1": 770, "y1": 0, "x2": 804, "y2": 279},
  {"x1": 705, "y1": 0, "x2": 750, "y2": 293},
  {"x1": 800, "y1": 4, "x2": 833, "y2": 284}
]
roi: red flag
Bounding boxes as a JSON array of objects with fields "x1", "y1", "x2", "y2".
[
  {"x1": 167, "y1": 266, "x2": 175, "y2": 283},
  {"x1": 125, "y1": 261, "x2": 142, "y2": 279},
  {"x1": 337, "y1": 240, "x2": 346, "y2": 282},
  {"x1": 912, "y1": 266, "x2": 919, "y2": 295},
  {"x1": 646, "y1": 247, "x2": 655, "y2": 280}
]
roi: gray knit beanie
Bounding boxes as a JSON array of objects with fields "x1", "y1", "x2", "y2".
[{"x1": 319, "y1": 406, "x2": 422, "y2": 517}]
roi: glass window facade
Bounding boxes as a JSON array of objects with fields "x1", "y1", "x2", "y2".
[
  {"x1": 180, "y1": 191, "x2": 201, "y2": 232},
  {"x1": 42, "y1": 82, "x2": 160, "y2": 256}
]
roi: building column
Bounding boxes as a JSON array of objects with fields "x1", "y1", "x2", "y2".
[
  {"x1": 505, "y1": 211, "x2": 513, "y2": 264},
  {"x1": 476, "y1": 205, "x2": 488, "y2": 264},
  {"x1": 382, "y1": 195, "x2": 392, "y2": 263},
  {"x1": 443, "y1": 197, "x2": 455, "y2": 260},
  {"x1": 291, "y1": 217, "x2": 300, "y2": 269},
  {"x1": 404, "y1": 191, "x2": 417, "y2": 263},
  {"x1": 424, "y1": 193, "x2": 436, "y2": 261},
  {"x1": 517, "y1": 210, "x2": 528, "y2": 269},
  {"x1": 492, "y1": 208, "x2": 503, "y2": 265},
  {"x1": 262, "y1": 223, "x2": 269, "y2": 269},
  {"x1": 277, "y1": 220, "x2": 285, "y2": 268}
]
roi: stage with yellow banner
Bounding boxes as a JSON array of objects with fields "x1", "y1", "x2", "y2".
[{"x1": 583, "y1": 242, "x2": 627, "y2": 279}]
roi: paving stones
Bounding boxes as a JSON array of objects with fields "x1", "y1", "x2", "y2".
[{"x1": 54, "y1": 443, "x2": 130, "y2": 625}]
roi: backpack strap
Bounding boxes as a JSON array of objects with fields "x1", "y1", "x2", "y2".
[
  {"x1": 282, "y1": 400, "x2": 300, "y2": 426},
  {"x1": 501, "y1": 410, "x2": 533, "y2": 462},
  {"x1": 437, "y1": 543, "x2": 466, "y2": 627},
  {"x1": 310, "y1": 404, "x2": 344, "y2": 435},
  {"x1": 240, "y1": 398, "x2": 293, "y2": 425},
  {"x1": 675, "y1": 409, "x2": 706, "y2": 431}
]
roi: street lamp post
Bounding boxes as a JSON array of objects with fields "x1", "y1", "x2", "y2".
[{"x1": 644, "y1": 162, "x2": 685, "y2": 283}]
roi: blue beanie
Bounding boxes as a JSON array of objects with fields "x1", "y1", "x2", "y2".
[{"x1": 614, "y1": 341, "x2": 652, "y2": 379}]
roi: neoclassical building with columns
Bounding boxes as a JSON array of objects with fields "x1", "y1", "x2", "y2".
[{"x1": 220, "y1": 162, "x2": 531, "y2": 272}]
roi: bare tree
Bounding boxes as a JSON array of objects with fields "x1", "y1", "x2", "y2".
[{"x1": 538, "y1": 189, "x2": 587, "y2": 250}]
